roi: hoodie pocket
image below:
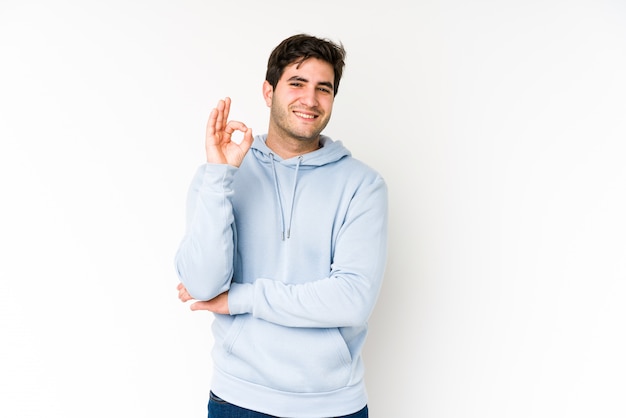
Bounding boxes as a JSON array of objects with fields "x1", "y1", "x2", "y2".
[{"x1": 219, "y1": 315, "x2": 353, "y2": 393}]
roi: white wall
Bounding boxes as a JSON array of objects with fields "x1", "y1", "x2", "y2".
[{"x1": 1, "y1": 1, "x2": 625, "y2": 417}]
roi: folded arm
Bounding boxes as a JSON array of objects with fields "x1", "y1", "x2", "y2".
[{"x1": 193, "y1": 177, "x2": 389, "y2": 328}]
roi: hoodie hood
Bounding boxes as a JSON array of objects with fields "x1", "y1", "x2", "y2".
[
  {"x1": 250, "y1": 134, "x2": 351, "y2": 168},
  {"x1": 248, "y1": 134, "x2": 351, "y2": 240}
]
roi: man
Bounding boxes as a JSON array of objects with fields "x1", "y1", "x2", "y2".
[{"x1": 175, "y1": 34, "x2": 388, "y2": 418}]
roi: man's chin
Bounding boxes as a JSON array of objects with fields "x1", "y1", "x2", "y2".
[{"x1": 290, "y1": 128, "x2": 322, "y2": 142}]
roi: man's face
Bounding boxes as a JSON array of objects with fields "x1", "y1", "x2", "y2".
[{"x1": 264, "y1": 58, "x2": 335, "y2": 143}]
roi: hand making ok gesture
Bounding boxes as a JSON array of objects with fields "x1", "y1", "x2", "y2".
[{"x1": 205, "y1": 97, "x2": 254, "y2": 167}]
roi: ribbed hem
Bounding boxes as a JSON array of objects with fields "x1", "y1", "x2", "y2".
[{"x1": 210, "y1": 366, "x2": 368, "y2": 418}]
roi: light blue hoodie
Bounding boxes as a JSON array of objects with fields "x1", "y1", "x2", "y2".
[{"x1": 175, "y1": 134, "x2": 388, "y2": 417}]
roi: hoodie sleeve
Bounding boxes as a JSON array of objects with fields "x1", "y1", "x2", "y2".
[
  {"x1": 228, "y1": 176, "x2": 388, "y2": 328},
  {"x1": 174, "y1": 163, "x2": 238, "y2": 301}
]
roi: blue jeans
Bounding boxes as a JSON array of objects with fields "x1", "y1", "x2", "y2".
[{"x1": 208, "y1": 391, "x2": 368, "y2": 418}]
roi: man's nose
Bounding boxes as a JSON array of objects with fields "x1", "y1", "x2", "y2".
[{"x1": 299, "y1": 87, "x2": 319, "y2": 107}]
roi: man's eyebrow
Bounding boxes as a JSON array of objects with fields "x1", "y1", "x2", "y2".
[
  {"x1": 317, "y1": 81, "x2": 334, "y2": 90},
  {"x1": 287, "y1": 76, "x2": 307, "y2": 82},
  {"x1": 287, "y1": 76, "x2": 334, "y2": 90}
]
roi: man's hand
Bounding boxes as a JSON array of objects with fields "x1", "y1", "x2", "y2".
[
  {"x1": 205, "y1": 97, "x2": 254, "y2": 167},
  {"x1": 176, "y1": 283, "x2": 230, "y2": 315}
]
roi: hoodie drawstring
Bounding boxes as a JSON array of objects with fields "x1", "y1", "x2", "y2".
[
  {"x1": 286, "y1": 156, "x2": 303, "y2": 239},
  {"x1": 269, "y1": 154, "x2": 302, "y2": 240}
]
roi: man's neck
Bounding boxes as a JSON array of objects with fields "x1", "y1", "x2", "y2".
[{"x1": 265, "y1": 134, "x2": 320, "y2": 160}]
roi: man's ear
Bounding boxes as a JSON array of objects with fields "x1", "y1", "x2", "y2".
[{"x1": 262, "y1": 81, "x2": 273, "y2": 107}]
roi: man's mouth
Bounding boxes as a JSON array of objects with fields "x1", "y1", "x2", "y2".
[{"x1": 294, "y1": 111, "x2": 317, "y2": 119}]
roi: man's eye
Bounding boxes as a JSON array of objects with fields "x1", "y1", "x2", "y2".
[
  {"x1": 318, "y1": 87, "x2": 331, "y2": 93},
  {"x1": 290, "y1": 82, "x2": 303, "y2": 87}
]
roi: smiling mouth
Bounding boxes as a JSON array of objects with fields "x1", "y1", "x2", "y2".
[{"x1": 294, "y1": 111, "x2": 317, "y2": 120}]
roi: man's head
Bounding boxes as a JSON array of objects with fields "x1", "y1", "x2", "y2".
[{"x1": 265, "y1": 34, "x2": 346, "y2": 97}]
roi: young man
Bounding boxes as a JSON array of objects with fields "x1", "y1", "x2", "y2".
[{"x1": 175, "y1": 34, "x2": 388, "y2": 418}]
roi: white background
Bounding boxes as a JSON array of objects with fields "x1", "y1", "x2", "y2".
[{"x1": 1, "y1": 1, "x2": 625, "y2": 417}]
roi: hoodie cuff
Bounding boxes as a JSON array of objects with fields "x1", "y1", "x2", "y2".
[
  {"x1": 228, "y1": 283, "x2": 254, "y2": 315},
  {"x1": 201, "y1": 163, "x2": 237, "y2": 191}
]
